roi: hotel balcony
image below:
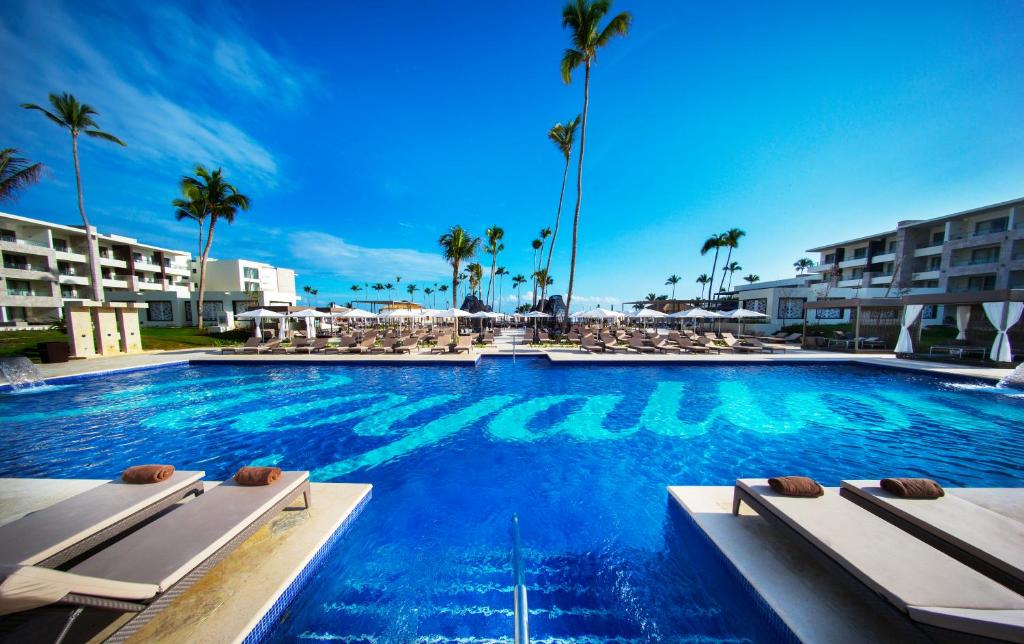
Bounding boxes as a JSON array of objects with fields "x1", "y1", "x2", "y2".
[
  {"x1": 0, "y1": 291, "x2": 61, "y2": 308},
  {"x1": 837, "y1": 257, "x2": 867, "y2": 269},
  {"x1": 102, "y1": 277, "x2": 128, "y2": 289},
  {"x1": 54, "y1": 249, "x2": 88, "y2": 264},
  {"x1": 164, "y1": 264, "x2": 190, "y2": 276},
  {"x1": 809, "y1": 262, "x2": 835, "y2": 273},
  {"x1": 837, "y1": 278, "x2": 863, "y2": 288},
  {"x1": 133, "y1": 260, "x2": 163, "y2": 273},
  {"x1": 0, "y1": 237, "x2": 52, "y2": 256},
  {"x1": 912, "y1": 270, "x2": 941, "y2": 281},
  {"x1": 913, "y1": 244, "x2": 944, "y2": 258},
  {"x1": 99, "y1": 255, "x2": 128, "y2": 269},
  {"x1": 2, "y1": 263, "x2": 54, "y2": 283},
  {"x1": 58, "y1": 273, "x2": 91, "y2": 286},
  {"x1": 871, "y1": 252, "x2": 896, "y2": 264},
  {"x1": 869, "y1": 274, "x2": 893, "y2": 285}
]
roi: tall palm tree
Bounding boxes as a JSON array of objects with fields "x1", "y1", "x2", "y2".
[
  {"x1": 695, "y1": 273, "x2": 710, "y2": 303},
  {"x1": 437, "y1": 284, "x2": 449, "y2": 306},
  {"x1": 665, "y1": 274, "x2": 681, "y2": 299},
  {"x1": 743, "y1": 274, "x2": 760, "y2": 284},
  {"x1": 467, "y1": 262, "x2": 484, "y2": 300},
  {"x1": 22, "y1": 93, "x2": 125, "y2": 301},
  {"x1": 534, "y1": 268, "x2": 551, "y2": 310},
  {"x1": 484, "y1": 225, "x2": 505, "y2": 308},
  {"x1": 512, "y1": 274, "x2": 527, "y2": 309},
  {"x1": 700, "y1": 233, "x2": 727, "y2": 302},
  {"x1": 543, "y1": 116, "x2": 580, "y2": 296},
  {"x1": 530, "y1": 238, "x2": 543, "y2": 306},
  {"x1": 372, "y1": 283, "x2": 385, "y2": 301},
  {"x1": 172, "y1": 184, "x2": 206, "y2": 264},
  {"x1": 179, "y1": 165, "x2": 250, "y2": 328},
  {"x1": 423, "y1": 286, "x2": 434, "y2": 306},
  {"x1": 303, "y1": 285, "x2": 314, "y2": 301},
  {"x1": 560, "y1": 0, "x2": 632, "y2": 323},
  {"x1": 406, "y1": 283, "x2": 418, "y2": 301},
  {"x1": 716, "y1": 228, "x2": 746, "y2": 294},
  {"x1": 495, "y1": 267, "x2": 508, "y2": 313},
  {"x1": 723, "y1": 261, "x2": 742, "y2": 290},
  {"x1": 439, "y1": 226, "x2": 481, "y2": 337},
  {"x1": 0, "y1": 148, "x2": 44, "y2": 203},
  {"x1": 384, "y1": 282, "x2": 394, "y2": 301},
  {"x1": 794, "y1": 257, "x2": 815, "y2": 274}
]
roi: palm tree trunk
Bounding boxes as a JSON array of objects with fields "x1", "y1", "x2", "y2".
[
  {"x1": 451, "y1": 266, "x2": 459, "y2": 342},
  {"x1": 544, "y1": 157, "x2": 570, "y2": 306},
  {"x1": 196, "y1": 217, "x2": 217, "y2": 329},
  {"x1": 488, "y1": 254, "x2": 496, "y2": 308},
  {"x1": 564, "y1": 61, "x2": 590, "y2": 326},
  {"x1": 708, "y1": 248, "x2": 721, "y2": 302},
  {"x1": 71, "y1": 133, "x2": 104, "y2": 302},
  {"x1": 717, "y1": 246, "x2": 733, "y2": 295}
]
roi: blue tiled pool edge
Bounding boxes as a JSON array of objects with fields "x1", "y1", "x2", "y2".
[{"x1": 242, "y1": 488, "x2": 372, "y2": 644}]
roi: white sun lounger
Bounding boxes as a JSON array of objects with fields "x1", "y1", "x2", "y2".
[
  {"x1": 0, "y1": 471, "x2": 311, "y2": 643},
  {"x1": 840, "y1": 480, "x2": 1024, "y2": 596},
  {"x1": 0, "y1": 471, "x2": 204, "y2": 568},
  {"x1": 733, "y1": 479, "x2": 1024, "y2": 643}
]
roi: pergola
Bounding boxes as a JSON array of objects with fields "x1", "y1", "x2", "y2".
[
  {"x1": 901, "y1": 289, "x2": 1024, "y2": 362},
  {"x1": 802, "y1": 298, "x2": 904, "y2": 352}
]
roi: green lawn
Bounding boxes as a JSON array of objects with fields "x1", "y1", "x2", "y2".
[{"x1": 0, "y1": 327, "x2": 251, "y2": 361}]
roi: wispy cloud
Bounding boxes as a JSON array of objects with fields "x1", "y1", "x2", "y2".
[{"x1": 286, "y1": 231, "x2": 449, "y2": 282}]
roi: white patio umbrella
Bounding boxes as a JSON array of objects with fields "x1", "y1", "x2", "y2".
[
  {"x1": 726, "y1": 308, "x2": 767, "y2": 336},
  {"x1": 632, "y1": 308, "x2": 668, "y2": 318},
  {"x1": 339, "y1": 308, "x2": 377, "y2": 319},
  {"x1": 291, "y1": 308, "x2": 329, "y2": 337},
  {"x1": 235, "y1": 308, "x2": 283, "y2": 338},
  {"x1": 577, "y1": 308, "x2": 621, "y2": 320},
  {"x1": 435, "y1": 307, "x2": 473, "y2": 318}
]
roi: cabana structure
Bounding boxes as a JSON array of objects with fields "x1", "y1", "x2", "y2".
[
  {"x1": 802, "y1": 298, "x2": 904, "y2": 352},
  {"x1": 901, "y1": 289, "x2": 1023, "y2": 363}
]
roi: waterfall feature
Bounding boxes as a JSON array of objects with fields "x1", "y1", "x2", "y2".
[
  {"x1": 0, "y1": 357, "x2": 46, "y2": 391},
  {"x1": 997, "y1": 362, "x2": 1024, "y2": 390}
]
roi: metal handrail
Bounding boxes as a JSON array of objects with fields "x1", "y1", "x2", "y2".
[{"x1": 511, "y1": 514, "x2": 529, "y2": 644}]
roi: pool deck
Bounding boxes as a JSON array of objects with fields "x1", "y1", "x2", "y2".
[
  {"x1": 27, "y1": 344, "x2": 1014, "y2": 383},
  {"x1": 668, "y1": 485, "x2": 1024, "y2": 644},
  {"x1": 0, "y1": 477, "x2": 371, "y2": 644}
]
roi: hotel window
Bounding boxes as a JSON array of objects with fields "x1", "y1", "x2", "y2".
[
  {"x1": 777, "y1": 297, "x2": 805, "y2": 319},
  {"x1": 53, "y1": 239, "x2": 68, "y2": 252},
  {"x1": 815, "y1": 299, "x2": 843, "y2": 320},
  {"x1": 970, "y1": 247, "x2": 999, "y2": 264},
  {"x1": 0, "y1": 230, "x2": 15, "y2": 243},
  {"x1": 823, "y1": 253, "x2": 835, "y2": 264},
  {"x1": 923, "y1": 305, "x2": 938, "y2": 320},
  {"x1": 928, "y1": 256, "x2": 941, "y2": 270},
  {"x1": 974, "y1": 217, "x2": 1008, "y2": 235},
  {"x1": 243, "y1": 267, "x2": 260, "y2": 280},
  {"x1": 966, "y1": 275, "x2": 997, "y2": 291},
  {"x1": 147, "y1": 301, "x2": 174, "y2": 322},
  {"x1": 931, "y1": 230, "x2": 944, "y2": 245},
  {"x1": 742, "y1": 298, "x2": 767, "y2": 315},
  {"x1": 852, "y1": 247, "x2": 867, "y2": 259},
  {"x1": 851, "y1": 268, "x2": 864, "y2": 279},
  {"x1": 887, "y1": 241, "x2": 898, "y2": 252}
]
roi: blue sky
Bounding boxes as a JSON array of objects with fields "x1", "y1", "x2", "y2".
[{"x1": 2, "y1": 0, "x2": 1024, "y2": 310}]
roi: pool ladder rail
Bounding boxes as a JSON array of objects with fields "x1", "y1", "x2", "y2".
[{"x1": 512, "y1": 513, "x2": 529, "y2": 644}]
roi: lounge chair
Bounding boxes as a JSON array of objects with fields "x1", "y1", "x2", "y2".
[
  {"x1": 347, "y1": 335, "x2": 378, "y2": 354},
  {"x1": 628, "y1": 336, "x2": 655, "y2": 354},
  {"x1": 220, "y1": 337, "x2": 259, "y2": 354},
  {"x1": 840, "y1": 481, "x2": 1024, "y2": 595},
  {"x1": 392, "y1": 337, "x2": 419, "y2": 354},
  {"x1": 293, "y1": 338, "x2": 328, "y2": 354},
  {"x1": 0, "y1": 472, "x2": 204, "y2": 568},
  {"x1": 580, "y1": 334, "x2": 604, "y2": 353},
  {"x1": 650, "y1": 337, "x2": 682, "y2": 354},
  {"x1": 451, "y1": 334, "x2": 472, "y2": 354},
  {"x1": 733, "y1": 479, "x2": 1024, "y2": 643},
  {"x1": 677, "y1": 338, "x2": 712, "y2": 354},
  {"x1": 0, "y1": 472, "x2": 311, "y2": 643},
  {"x1": 255, "y1": 339, "x2": 281, "y2": 354}
]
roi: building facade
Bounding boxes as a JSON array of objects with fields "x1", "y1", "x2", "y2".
[{"x1": 0, "y1": 211, "x2": 297, "y2": 328}]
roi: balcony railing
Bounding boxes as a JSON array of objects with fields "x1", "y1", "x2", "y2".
[{"x1": 950, "y1": 257, "x2": 999, "y2": 267}]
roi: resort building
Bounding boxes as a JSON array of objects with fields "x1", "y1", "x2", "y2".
[
  {"x1": 0, "y1": 211, "x2": 297, "y2": 328},
  {"x1": 730, "y1": 197, "x2": 1024, "y2": 329}
]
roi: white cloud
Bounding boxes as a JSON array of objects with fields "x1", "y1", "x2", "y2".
[
  {"x1": 286, "y1": 231, "x2": 450, "y2": 281},
  {"x1": 571, "y1": 295, "x2": 623, "y2": 306}
]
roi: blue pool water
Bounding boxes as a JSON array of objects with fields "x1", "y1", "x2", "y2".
[{"x1": 2, "y1": 360, "x2": 1023, "y2": 642}]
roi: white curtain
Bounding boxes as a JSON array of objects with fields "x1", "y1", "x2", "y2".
[
  {"x1": 253, "y1": 316, "x2": 263, "y2": 338},
  {"x1": 955, "y1": 305, "x2": 971, "y2": 341},
  {"x1": 305, "y1": 317, "x2": 314, "y2": 337},
  {"x1": 982, "y1": 301, "x2": 1024, "y2": 362},
  {"x1": 895, "y1": 304, "x2": 923, "y2": 354},
  {"x1": 278, "y1": 317, "x2": 287, "y2": 340}
]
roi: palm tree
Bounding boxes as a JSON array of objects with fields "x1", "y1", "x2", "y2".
[
  {"x1": 22, "y1": 93, "x2": 125, "y2": 301},
  {"x1": 0, "y1": 148, "x2": 44, "y2": 203},
  {"x1": 309, "y1": 288, "x2": 319, "y2": 306},
  {"x1": 716, "y1": 228, "x2": 745, "y2": 294},
  {"x1": 303, "y1": 285, "x2": 314, "y2": 302},
  {"x1": 439, "y1": 226, "x2": 480, "y2": 339},
  {"x1": 437, "y1": 284, "x2": 449, "y2": 306},
  {"x1": 406, "y1": 283, "x2": 418, "y2": 301},
  {"x1": 494, "y1": 267, "x2": 508, "y2": 313},
  {"x1": 384, "y1": 282, "x2": 394, "y2": 301},
  {"x1": 743, "y1": 274, "x2": 760, "y2": 284},
  {"x1": 700, "y1": 233, "x2": 727, "y2": 302},
  {"x1": 484, "y1": 225, "x2": 505, "y2": 308},
  {"x1": 665, "y1": 274, "x2": 681, "y2": 299},
  {"x1": 350, "y1": 284, "x2": 362, "y2": 295},
  {"x1": 179, "y1": 165, "x2": 250, "y2": 328},
  {"x1": 794, "y1": 257, "x2": 815, "y2": 274},
  {"x1": 512, "y1": 274, "x2": 527, "y2": 309},
  {"x1": 372, "y1": 283, "x2": 385, "y2": 302},
  {"x1": 723, "y1": 261, "x2": 742, "y2": 290},
  {"x1": 560, "y1": 0, "x2": 632, "y2": 323},
  {"x1": 172, "y1": 184, "x2": 206, "y2": 264},
  {"x1": 543, "y1": 116, "x2": 580, "y2": 296},
  {"x1": 423, "y1": 286, "x2": 434, "y2": 306},
  {"x1": 534, "y1": 268, "x2": 551, "y2": 309},
  {"x1": 531, "y1": 238, "x2": 543, "y2": 306},
  {"x1": 695, "y1": 273, "x2": 710, "y2": 303}
]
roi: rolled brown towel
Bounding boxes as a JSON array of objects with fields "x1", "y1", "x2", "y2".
[
  {"x1": 768, "y1": 476, "x2": 824, "y2": 497},
  {"x1": 122, "y1": 464, "x2": 175, "y2": 484},
  {"x1": 234, "y1": 466, "x2": 282, "y2": 486},
  {"x1": 881, "y1": 478, "x2": 944, "y2": 499}
]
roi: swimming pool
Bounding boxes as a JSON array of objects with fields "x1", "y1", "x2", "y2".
[{"x1": 2, "y1": 360, "x2": 1022, "y2": 642}]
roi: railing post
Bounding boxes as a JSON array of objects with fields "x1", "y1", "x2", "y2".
[{"x1": 512, "y1": 514, "x2": 528, "y2": 644}]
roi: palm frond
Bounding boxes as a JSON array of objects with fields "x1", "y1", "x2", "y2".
[
  {"x1": 21, "y1": 103, "x2": 67, "y2": 128},
  {"x1": 595, "y1": 11, "x2": 631, "y2": 48},
  {"x1": 0, "y1": 148, "x2": 44, "y2": 203},
  {"x1": 561, "y1": 48, "x2": 585, "y2": 83},
  {"x1": 83, "y1": 129, "x2": 126, "y2": 146}
]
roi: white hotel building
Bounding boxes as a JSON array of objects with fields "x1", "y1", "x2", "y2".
[{"x1": 0, "y1": 212, "x2": 298, "y2": 328}]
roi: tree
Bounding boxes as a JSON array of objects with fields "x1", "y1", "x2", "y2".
[
  {"x1": 700, "y1": 233, "x2": 727, "y2": 301},
  {"x1": 303, "y1": 285, "x2": 314, "y2": 302},
  {"x1": 179, "y1": 166, "x2": 250, "y2": 328},
  {"x1": 495, "y1": 267, "x2": 508, "y2": 313},
  {"x1": 484, "y1": 225, "x2": 505, "y2": 308},
  {"x1": 543, "y1": 115, "x2": 580, "y2": 304},
  {"x1": 439, "y1": 225, "x2": 481, "y2": 338},
  {"x1": 722, "y1": 261, "x2": 742, "y2": 290},
  {"x1": 512, "y1": 274, "x2": 527, "y2": 309},
  {"x1": 665, "y1": 274, "x2": 681, "y2": 299},
  {"x1": 794, "y1": 257, "x2": 815, "y2": 274},
  {"x1": 384, "y1": 282, "x2": 394, "y2": 300},
  {"x1": 0, "y1": 148, "x2": 43, "y2": 203},
  {"x1": 695, "y1": 273, "x2": 710, "y2": 302},
  {"x1": 372, "y1": 283, "x2": 385, "y2": 301},
  {"x1": 172, "y1": 184, "x2": 206, "y2": 265},
  {"x1": 350, "y1": 284, "x2": 362, "y2": 294},
  {"x1": 467, "y1": 262, "x2": 484, "y2": 300},
  {"x1": 406, "y1": 283, "x2": 418, "y2": 301},
  {"x1": 23, "y1": 93, "x2": 125, "y2": 301},
  {"x1": 743, "y1": 274, "x2": 761, "y2": 284},
  {"x1": 716, "y1": 228, "x2": 745, "y2": 294},
  {"x1": 560, "y1": 0, "x2": 632, "y2": 324},
  {"x1": 531, "y1": 238, "x2": 543, "y2": 306},
  {"x1": 535, "y1": 268, "x2": 552, "y2": 309},
  {"x1": 423, "y1": 286, "x2": 434, "y2": 306},
  {"x1": 437, "y1": 284, "x2": 449, "y2": 306}
]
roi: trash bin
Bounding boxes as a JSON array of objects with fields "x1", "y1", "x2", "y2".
[{"x1": 37, "y1": 341, "x2": 70, "y2": 364}]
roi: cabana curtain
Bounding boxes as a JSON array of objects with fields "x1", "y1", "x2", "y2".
[
  {"x1": 955, "y1": 305, "x2": 971, "y2": 341},
  {"x1": 895, "y1": 304, "x2": 923, "y2": 354},
  {"x1": 982, "y1": 301, "x2": 1024, "y2": 362}
]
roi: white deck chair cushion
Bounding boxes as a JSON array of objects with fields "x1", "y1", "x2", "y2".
[{"x1": 0, "y1": 565, "x2": 158, "y2": 615}]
